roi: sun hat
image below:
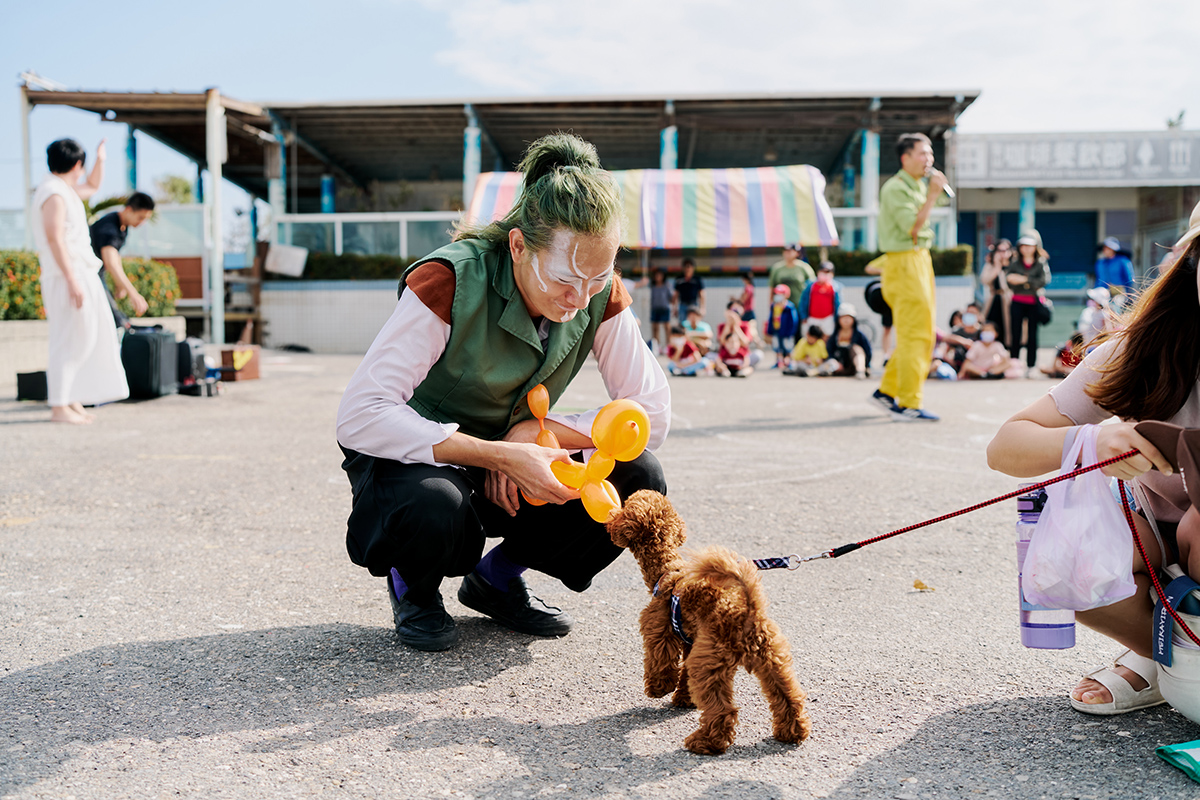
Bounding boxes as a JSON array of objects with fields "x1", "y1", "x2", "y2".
[
  {"x1": 837, "y1": 303, "x2": 857, "y2": 318},
  {"x1": 773, "y1": 285, "x2": 791, "y2": 297},
  {"x1": 818, "y1": 262, "x2": 834, "y2": 272},
  {"x1": 1087, "y1": 286, "x2": 1111, "y2": 306},
  {"x1": 1017, "y1": 233, "x2": 1038, "y2": 247},
  {"x1": 1175, "y1": 200, "x2": 1200, "y2": 251},
  {"x1": 1102, "y1": 236, "x2": 1122, "y2": 251}
]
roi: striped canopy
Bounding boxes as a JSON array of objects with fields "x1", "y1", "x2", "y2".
[{"x1": 467, "y1": 165, "x2": 839, "y2": 250}]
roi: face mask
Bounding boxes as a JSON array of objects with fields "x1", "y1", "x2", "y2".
[
  {"x1": 962, "y1": 313, "x2": 978, "y2": 327},
  {"x1": 980, "y1": 331, "x2": 996, "y2": 343}
]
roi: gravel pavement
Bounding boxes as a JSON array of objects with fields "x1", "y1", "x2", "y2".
[{"x1": 2, "y1": 351, "x2": 1198, "y2": 799}]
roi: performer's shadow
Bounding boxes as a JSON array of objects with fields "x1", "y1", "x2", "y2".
[{"x1": 0, "y1": 622, "x2": 529, "y2": 795}]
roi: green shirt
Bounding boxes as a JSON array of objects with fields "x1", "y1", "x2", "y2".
[
  {"x1": 767, "y1": 259, "x2": 815, "y2": 304},
  {"x1": 878, "y1": 170, "x2": 935, "y2": 253}
]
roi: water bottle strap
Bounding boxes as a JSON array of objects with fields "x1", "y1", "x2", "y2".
[{"x1": 1154, "y1": 575, "x2": 1200, "y2": 667}]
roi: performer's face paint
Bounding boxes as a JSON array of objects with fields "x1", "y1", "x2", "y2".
[{"x1": 524, "y1": 228, "x2": 619, "y2": 322}]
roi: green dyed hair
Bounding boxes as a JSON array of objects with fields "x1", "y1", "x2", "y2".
[{"x1": 456, "y1": 133, "x2": 622, "y2": 251}]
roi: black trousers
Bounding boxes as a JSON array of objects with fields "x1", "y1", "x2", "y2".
[
  {"x1": 339, "y1": 446, "x2": 667, "y2": 605},
  {"x1": 1008, "y1": 301, "x2": 1040, "y2": 368}
]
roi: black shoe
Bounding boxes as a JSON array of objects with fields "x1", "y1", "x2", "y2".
[
  {"x1": 457, "y1": 571, "x2": 573, "y2": 637},
  {"x1": 388, "y1": 578, "x2": 459, "y2": 651}
]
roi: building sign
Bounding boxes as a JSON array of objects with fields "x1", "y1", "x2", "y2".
[{"x1": 957, "y1": 131, "x2": 1200, "y2": 188}]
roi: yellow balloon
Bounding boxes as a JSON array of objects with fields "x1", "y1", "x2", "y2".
[
  {"x1": 536, "y1": 429, "x2": 560, "y2": 448},
  {"x1": 550, "y1": 460, "x2": 586, "y2": 490},
  {"x1": 585, "y1": 451, "x2": 615, "y2": 483},
  {"x1": 581, "y1": 479, "x2": 621, "y2": 523},
  {"x1": 591, "y1": 400, "x2": 650, "y2": 462}
]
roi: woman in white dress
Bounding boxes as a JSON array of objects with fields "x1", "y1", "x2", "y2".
[{"x1": 31, "y1": 139, "x2": 128, "y2": 423}]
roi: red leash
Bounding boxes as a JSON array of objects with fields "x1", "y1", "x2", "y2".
[
  {"x1": 795, "y1": 448, "x2": 1141, "y2": 563},
  {"x1": 784, "y1": 446, "x2": 1200, "y2": 650},
  {"x1": 1118, "y1": 479, "x2": 1200, "y2": 648}
]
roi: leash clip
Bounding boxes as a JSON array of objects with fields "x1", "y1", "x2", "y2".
[{"x1": 796, "y1": 550, "x2": 832, "y2": 565}]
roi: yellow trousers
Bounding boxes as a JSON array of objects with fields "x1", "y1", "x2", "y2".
[{"x1": 878, "y1": 249, "x2": 935, "y2": 410}]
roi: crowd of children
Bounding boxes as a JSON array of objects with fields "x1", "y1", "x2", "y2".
[{"x1": 652, "y1": 247, "x2": 1110, "y2": 383}]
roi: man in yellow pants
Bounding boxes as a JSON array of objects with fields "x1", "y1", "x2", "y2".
[{"x1": 869, "y1": 133, "x2": 949, "y2": 422}]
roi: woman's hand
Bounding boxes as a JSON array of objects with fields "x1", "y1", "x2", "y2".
[
  {"x1": 1096, "y1": 422, "x2": 1172, "y2": 479},
  {"x1": 485, "y1": 421, "x2": 579, "y2": 516}
]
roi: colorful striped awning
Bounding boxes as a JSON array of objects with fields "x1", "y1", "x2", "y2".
[{"x1": 467, "y1": 165, "x2": 838, "y2": 250}]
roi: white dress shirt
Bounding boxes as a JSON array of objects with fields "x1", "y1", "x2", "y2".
[{"x1": 337, "y1": 288, "x2": 671, "y2": 466}]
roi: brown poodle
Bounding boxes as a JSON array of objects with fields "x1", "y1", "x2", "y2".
[{"x1": 607, "y1": 489, "x2": 811, "y2": 755}]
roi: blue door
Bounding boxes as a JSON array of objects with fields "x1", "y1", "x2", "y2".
[{"x1": 998, "y1": 210, "x2": 1097, "y2": 279}]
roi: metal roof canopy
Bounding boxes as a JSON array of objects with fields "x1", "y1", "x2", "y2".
[{"x1": 25, "y1": 88, "x2": 977, "y2": 211}]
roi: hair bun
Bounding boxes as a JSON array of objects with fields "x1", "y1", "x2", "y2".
[{"x1": 519, "y1": 133, "x2": 602, "y2": 184}]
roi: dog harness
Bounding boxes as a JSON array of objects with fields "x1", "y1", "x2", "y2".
[{"x1": 652, "y1": 578, "x2": 693, "y2": 647}]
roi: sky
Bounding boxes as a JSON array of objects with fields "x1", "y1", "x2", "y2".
[{"x1": 4, "y1": 0, "x2": 1200, "y2": 211}]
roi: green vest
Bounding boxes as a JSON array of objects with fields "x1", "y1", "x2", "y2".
[{"x1": 400, "y1": 238, "x2": 613, "y2": 441}]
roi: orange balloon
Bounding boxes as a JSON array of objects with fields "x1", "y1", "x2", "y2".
[
  {"x1": 581, "y1": 479, "x2": 621, "y2": 523},
  {"x1": 528, "y1": 384, "x2": 550, "y2": 420},
  {"x1": 550, "y1": 460, "x2": 586, "y2": 489},
  {"x1": 522, "y1": 490, "x2": 547, "y2": 507},
  {"x1": 536, "y1": 429, "x2": 560, "y2": 449}
]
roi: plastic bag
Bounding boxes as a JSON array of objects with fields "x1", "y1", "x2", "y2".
[{"x1": 1023, "y1": 424, "x2": 1136, "y2": 610}]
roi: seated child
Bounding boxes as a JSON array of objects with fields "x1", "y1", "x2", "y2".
[
  {"x1": 715, "y1": 300, "x2": 759, "y2": 377},
  {"x1": 786, "y1": 325, "x2": 828, "y2": 376},
  {"x1": 667, "y1": 324, "x2": 712, "y2": 376},
  {"x1": 958, "y1": 322, "x2": 1010, "y2": 379},
  {"x1": 1041, "y1": 332, "x2": 1085, "y2": 379},
  {"x1": 682, "y1": 306, "x2": 715, "y2": 355}
]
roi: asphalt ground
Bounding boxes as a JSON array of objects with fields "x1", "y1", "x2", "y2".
[{"x1": 2, "y1": 351, "x2": 1198, "y2": 799}]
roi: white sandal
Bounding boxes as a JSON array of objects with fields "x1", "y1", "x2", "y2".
[{"x1": 1070, "y1": 649, "x2": 1166, "y2": 715}]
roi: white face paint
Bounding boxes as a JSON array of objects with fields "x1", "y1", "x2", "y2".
[{"x1": 530, "y1": 231, "x2": 612, "y2": 298}]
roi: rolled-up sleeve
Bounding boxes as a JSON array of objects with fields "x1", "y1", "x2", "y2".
[
  {"x1": 335, "y1": 291, "x2": 460, "y2": 465},
  {"x1": 545, "y1": 307, "x2": 671, "y2": 451},
  {"x1": 1047, "y1": 338, "x2": 1119, "y2": 425}
]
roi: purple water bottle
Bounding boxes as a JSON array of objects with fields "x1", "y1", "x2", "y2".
[{"x1": 1017, "y1": 484, "x2": 1075, "y2": 649}]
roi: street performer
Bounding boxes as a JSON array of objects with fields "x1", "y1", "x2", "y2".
[{"x1": 869, "y1": 132, "x2": 949, "y2": 422}]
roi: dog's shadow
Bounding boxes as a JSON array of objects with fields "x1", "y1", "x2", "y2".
[{"x1": 387, "y1": 702, "x2": 802, "y2": 799}]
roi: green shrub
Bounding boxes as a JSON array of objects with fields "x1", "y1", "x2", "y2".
[
  {"x1": 105, "y1": 257, "x2": 180, "y2": 318},
  {"x1": 824, "y1": 245, "x2": 974, "y2": 277},
  {"x1": 0, "y1": 250, "x2": 179, "y2": 320},
  {"x1": 0, "y1": 250, "x2": 44, "y2": 320},
  {"x1": 266, "y1": 252, "x2": 419, "y2": 281}
]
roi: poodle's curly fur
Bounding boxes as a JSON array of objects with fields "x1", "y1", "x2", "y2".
[{"x1": 607, "y1": 490, "x2": 811, "y2": 755}]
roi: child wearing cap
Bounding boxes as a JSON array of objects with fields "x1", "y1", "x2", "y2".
[
  {"x1": 765, "y1": 284, "x2": 799, "y2": 369},
  {"x1": 797, "y1": 262, "x2": 844, "y2": 338},
  {"x1": 822, "y1": 303, "x2": 874, "y2": 378}
]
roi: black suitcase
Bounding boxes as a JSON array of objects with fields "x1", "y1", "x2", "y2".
[
  {"x1": 121, "y1": 327, "x2": 178, "y2": 399},
  {"x1": 177, "y1": 337, "x2": 206, "y2": 388},
  {"x1": 16, "y1": 371, "x2": 48, "y2": 402}
]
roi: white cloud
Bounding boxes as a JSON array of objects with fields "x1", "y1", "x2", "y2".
[{"x1": 420, "y1": 0, "x2": 1200, "y2": 132}]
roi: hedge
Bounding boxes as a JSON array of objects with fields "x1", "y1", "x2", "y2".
[
  {"x1": 265, "y1": 252, "x2": 420, "y2": 282},
  {"x1": 822, "y1": 245, "x2": 974, "y2": 277},
  {"x1": 0, "y1": 250, "x2": 179, "y2": 321}
]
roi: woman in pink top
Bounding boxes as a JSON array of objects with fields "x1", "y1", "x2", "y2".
[{"x1": 987, "y1": 204, "x2": 1200, "y2": 717}]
